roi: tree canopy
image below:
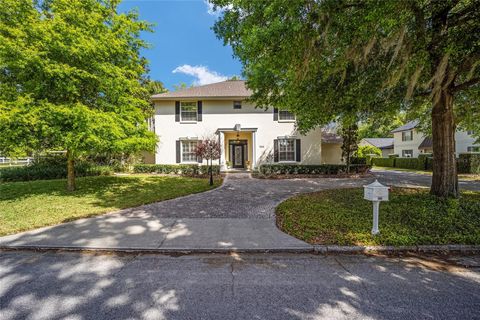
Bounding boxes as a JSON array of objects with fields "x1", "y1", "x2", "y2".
[
  {"x1": 0, "y1": 0, "x2": 157, "y2": 190},
  {"x1": 213, "y1": 0, "x2": 480, "y2": 197}
]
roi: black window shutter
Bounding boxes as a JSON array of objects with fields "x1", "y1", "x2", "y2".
[
  {"x1": 176, "y1": 140, "x2": 181, "y2": 163},
  {"x1": 175, "y1": 101, "x2": 180, "y2": 122},
  {"x1": 273, "y1": 107, "x2": 278, "y2": 121},
  {"x1": 295, "y1": 139, "x2": 301, "y2": 162},
  {"x1": 197, "y1": 101, "x2": 202, "y2": 121},
  {"x1": 273, "y1": 139, "x2": 279, "y2": 162},
  {"x1": 197, "y1": 141, "x2": 202, "y2": 163}
]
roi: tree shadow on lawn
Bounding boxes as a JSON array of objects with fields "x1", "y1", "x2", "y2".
[{"x1": 1, "y1": 251, "x2": 479, "y2": 320}]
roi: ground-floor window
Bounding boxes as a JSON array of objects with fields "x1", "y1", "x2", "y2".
[
  {"x1": 467, "y1": 146, "x2": 480, "y2": 153},
  {"x1": 182, "y1": 140, "x2": 198, "y2": 162},
  {"x1": 279, "y1": 139, "x2": 295, "y2": 161},
  {"x1": 402, "y1": 149, "x2": 413, "y2": 158}
]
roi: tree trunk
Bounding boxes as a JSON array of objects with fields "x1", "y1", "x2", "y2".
[
  {"x1": 430, "y1": 87, "x2": 458, "y2": 198},
  {"x1": 66, "y1": 150, "x2": 76, "y2": 191},
  {"x1": 209, "y1": 158, "x2": 213, "y2": 186}
]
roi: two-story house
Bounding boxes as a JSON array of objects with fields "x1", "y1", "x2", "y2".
[
  {"x1": 392, "y1": 120, "x2": 479, "y2": 157},
  {"x1": 149, "y1": 80, "x2": 343, "y2": 170}
]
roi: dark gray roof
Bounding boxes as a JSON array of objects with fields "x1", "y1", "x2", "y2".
[
  {"x1": 391, "y1": 120, "x2": 419, "y2": 133},
  {"x1": 362, "y1": 138, "x2": 394, "y2": 149},
  {"x1": 151, "y1": 80, "x2": 252, "y2": 100},
  {"x1": 321, "y1": 132, "x2": 343, "y2": 144},
  {"x1": 418, "y1": 137, "x2": 433, "y2": 149}
]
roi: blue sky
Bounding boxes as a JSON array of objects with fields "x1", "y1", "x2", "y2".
[{"x1": 119, "y1": 0, "x2": 242, "y2": 91}]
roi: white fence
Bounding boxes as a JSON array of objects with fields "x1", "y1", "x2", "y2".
[{"x1": 0, "y1": 157, "x2": 33, "y2": 166}]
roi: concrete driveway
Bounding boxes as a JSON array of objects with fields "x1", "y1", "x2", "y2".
[{"x1": 0, "y1": 171, "x2": 477, "y2": 251}]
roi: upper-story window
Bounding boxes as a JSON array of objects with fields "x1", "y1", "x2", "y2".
[
  {"x1": 180, "y1": 101, "x2": 197, "y2": 122},
  {"x1": 467, "y1": 130, "x2": 475, "y2": 135},
  {"x1": 402, "y1": 130, "x2": 413, "y2": 141},
  {"x1": 233, "y1": 101, "x2": 242, "y2": 109},
  {"x1": 467, "y1": 146, "x2": 480, "y2": 153},
  {"x1": 279, "y1": 110, "x2": 295, "y2": 121}
]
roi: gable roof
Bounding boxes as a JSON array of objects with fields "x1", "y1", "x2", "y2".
[
  {"x1": 363, "y1": 138, "x2": 394, "y2": 149},
  {"x1": 151, "y1": 80, "x2": 252, "y2": 100},
  {"x1": 390, "y1": 120, "x2": 419, "y2": 133}
]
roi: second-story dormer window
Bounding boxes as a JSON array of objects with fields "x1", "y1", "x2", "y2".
[{"x1": 180, "y1": 101, "x2": 197, "y2": 122}]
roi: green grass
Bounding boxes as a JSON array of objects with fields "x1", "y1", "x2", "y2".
[
  {"x1": 276, "y1": 187, "x2": 480, "y2": 246},
  {"x1": 0, "y1": 175, "x2": 222, "y2": 236},
  {"x1": 373, "y1": 166, "x2": 480, "y2": 181}
]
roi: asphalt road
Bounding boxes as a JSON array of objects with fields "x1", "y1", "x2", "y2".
[{"x1": 1, "y1": 251, "x2": 480, "y2": 320}]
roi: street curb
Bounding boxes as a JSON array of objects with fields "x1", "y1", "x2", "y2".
[{"x1": 1, "y1": 244, "x2": 480, "y2": 255}]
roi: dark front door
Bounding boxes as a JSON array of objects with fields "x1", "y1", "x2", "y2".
[{"x1": 232, "y1": 144, "x2": 244, "y2": 168}]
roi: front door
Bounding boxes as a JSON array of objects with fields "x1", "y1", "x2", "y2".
[{"x1": 232, "y1": 145, "x2": 244, "y2": 168}]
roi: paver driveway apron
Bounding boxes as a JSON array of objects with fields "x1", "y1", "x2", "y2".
[{"x1": 0, "y1": 173, "x2": 369, "y2": 252}]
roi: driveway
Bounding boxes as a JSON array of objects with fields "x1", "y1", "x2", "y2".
[{"x1": 0, "y1": 171, "x2": 477, "y2": 251}]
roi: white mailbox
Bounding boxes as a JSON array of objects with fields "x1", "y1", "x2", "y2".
[
  {"x1": 363, "y1": 180, "x2": 389, "y2": 235},
  {"x1": 364, "y1": 180, "x2": 389, "y2": 202}
]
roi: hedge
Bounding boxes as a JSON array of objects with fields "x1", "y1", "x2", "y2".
[
  {"x1": 0, "y1": 163, "x2": 113, "y2": 182},
  {"x1": 258, "y1": 164, "x2": 371, "y2": 175},
  {"x1": 371, "y1": 157, "x2": 395, "y2": 167},
  {"x1": 133, "y1": 164, "x2": 221, "y2": 175},
  {"x1": 457, "y1": 153, "x2": 480, "y2": 174}
]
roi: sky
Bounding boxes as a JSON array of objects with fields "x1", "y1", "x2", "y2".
[{"x1": 118, "y1": 0, "x2": 242, "y2": 91}]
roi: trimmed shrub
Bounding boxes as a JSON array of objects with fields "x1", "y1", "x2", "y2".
[
  {"x1": 395, "y1": 158, "x2": 422, "y2": 170},
  {"x1": 371, "y1": 157, "x2": 395, "y2": 167},
  {"x1": 258, "y1": 164, "x2": 371, "y2": 176},
  {"x1": 133, "y1": 164, "x2": 220, "y2": 176},
  {"x1": 350, "y1": 157, "x2": 367, "y2": 165},
  {"x1": 0, "y1": 163, "x2": 112, "y2": 182},
  {"x1": 457, "y1": 153, "x2": 480, "y2": 174}
]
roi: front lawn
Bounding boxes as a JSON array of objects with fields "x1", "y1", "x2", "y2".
[
  {"x1": 276, "y1": 188, "x2": 480, "y2": 246},
  {"x1": 0, "y1": 175, "x2": 222, "y2": 236}
]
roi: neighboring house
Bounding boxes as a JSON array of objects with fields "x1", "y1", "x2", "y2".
[
  {"x1": 359, "y1": 138, "x2": 394, "y2": 157},
  {"x1": 150, "y1": 80, "x2": 343, "y2": 170},
  {"x1": 391, "y1": 120, "x2": 479, "y2": 157}
]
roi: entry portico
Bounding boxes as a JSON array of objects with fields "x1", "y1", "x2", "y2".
[{"x1": 217, "y1": 125, "x2": 256, "y2": 170}]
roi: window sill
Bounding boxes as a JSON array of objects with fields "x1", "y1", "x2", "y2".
[
  {"x1": 277, "y1": 120, "x2": 296, "y2": 123},
  {"x1": 278, "y1": 161, "x2": 298, "y2": 164},
  {"x1": 180, "y1": 121, "x2": 198, "y2": 124}
]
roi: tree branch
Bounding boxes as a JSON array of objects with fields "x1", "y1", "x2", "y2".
[{"x1": 452, "y1": 77, "x2": 480, "y2": 92}]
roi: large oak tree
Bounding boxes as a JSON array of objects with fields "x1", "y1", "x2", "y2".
[
  {"x1": 212, "y1": 0, "x2": 480, "y2": 197},
  {"x1": 0, "y1": 0, "x2": 156, "y2": 190}
]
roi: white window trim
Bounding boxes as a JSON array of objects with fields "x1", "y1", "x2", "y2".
[
  {"x1": 181, "y1": 140, "x2": 198, "y2": 163},
  {"x1": 278, "y1": 110, "x2": 296, "y2": 123},
  {"x1": 180, "y1": 101, "x2": 198, "y2": 123},
  {"x1": 278, "y1": 138, "x2": 297, "y2": 162}
]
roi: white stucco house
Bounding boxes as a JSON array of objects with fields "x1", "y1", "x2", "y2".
[
  {"x1": 391, "y1": 120, "x2": 479, "y2": 158},
  {"x1": 148, "y1": 80, "x2": 343, "y2": 170}
]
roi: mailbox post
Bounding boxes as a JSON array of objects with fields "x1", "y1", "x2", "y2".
[{"x1": 364, "y1": 180, "x2": 389, "y2": 235}]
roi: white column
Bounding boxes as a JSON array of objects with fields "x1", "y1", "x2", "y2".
[
  {"x1": 252, "y1": 131, "x2": 257, "y2": 169},
  {"x1": 219, "y1": 131, "x2": 226, "y2": 171}
]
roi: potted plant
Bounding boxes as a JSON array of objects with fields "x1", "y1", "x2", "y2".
[{"x1": 226, "y1": 161, "x2": 232, "y2": 169}]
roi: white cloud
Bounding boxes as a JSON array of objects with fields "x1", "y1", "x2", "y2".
[
  {"x1": 204, "y1": 0, "x2": 232, "y2": 16},
  {"x1": 172, "y1": 64, "x2": 228, "y2": 85}
]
